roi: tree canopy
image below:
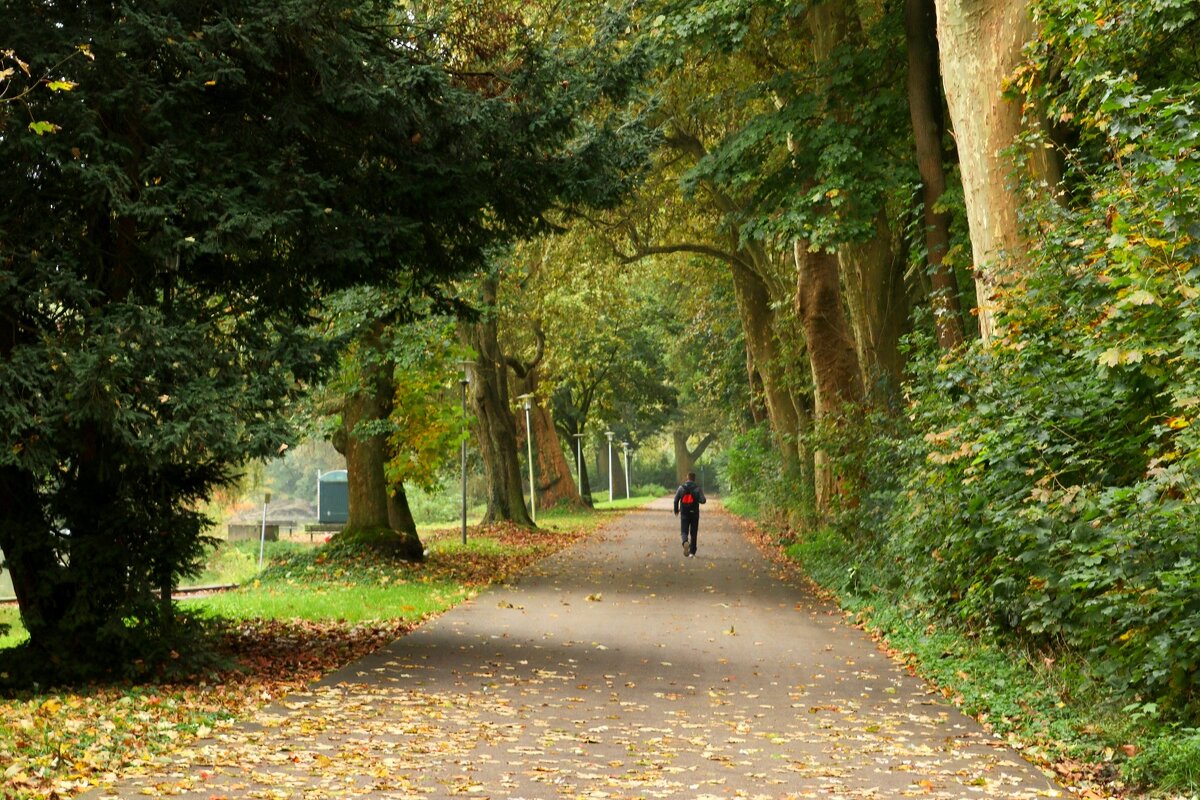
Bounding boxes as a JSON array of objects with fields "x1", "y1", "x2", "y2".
[{"x1": 0, "y1": 0, "x2": 652, "y2": 681}]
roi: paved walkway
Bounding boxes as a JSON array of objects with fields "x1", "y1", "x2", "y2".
[{"x1": 96, "y1": 500, "x2": 1066, "y2": 799}]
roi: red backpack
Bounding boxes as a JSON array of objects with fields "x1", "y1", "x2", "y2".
[{"x1": 680, "y1": 485, "x2": 698, "y2": 509}]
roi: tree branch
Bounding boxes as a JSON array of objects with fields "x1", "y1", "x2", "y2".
[{"x1": 614, "y1": 240, "x2": 755, "y2": 274}]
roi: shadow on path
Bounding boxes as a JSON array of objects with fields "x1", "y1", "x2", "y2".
[{"x1": 92, "y1": 498, "x2": 1067, "y2": 799}]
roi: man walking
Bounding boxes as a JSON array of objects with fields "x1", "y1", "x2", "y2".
[{"x1": 673, "y1": 471, "x2": 707, "y2": 557}]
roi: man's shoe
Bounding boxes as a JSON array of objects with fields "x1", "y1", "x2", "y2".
[{"x1": 682, "y1": 541, "x2": 689, "y2": 557}]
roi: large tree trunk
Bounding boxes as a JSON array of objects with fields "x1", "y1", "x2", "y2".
[
  {"x1": 461, "y1": 275, "x2": 535, "y2": 527},
  {"x1": 839, "y1": 223, "x2": 909, "y2": 396},
  {"x1": 513, "y1": 361, "x2": 586, "y2": 512},
  {"x1": 533, "y1": 405, "x2": 585, "y2": 509},
  {"x1": 907, "y1": 0, "x2": 966, "y2": 350},
  {"x1": 729, "y1": 260, "x2": 805, "y2": 472},
  {"x1": 746, "y1": 350, "x2": 768, "y2": 425},
  {"x1": 594, "y1": 437, "x2": 627, "y2": 500},
  {"x1": 934, "y1": 0, "x2": 1061, "y2": 340},
  {"x1": 336, "y1": 335, "x2": 424, "y2": 560},
  {"x1": 388, "y1": 484, "x2": 419, "y2": 538},
  {"x1": 673, "y1": 430, "x2": 717, "y2": 483},
  {"x1": 555, "y1": 415, "x2": 595, "y2": 506},
  {"x1": 795, "y1": 243, "x2": 865, "y2": 511},
  {"x1": 803, "y1": 0, "x2": 909, "y2": 399}
]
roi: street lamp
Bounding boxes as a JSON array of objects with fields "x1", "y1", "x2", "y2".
[
  {"x1": 517, "y1": 393, "x2": 536, "y2": 524},
  {"x1": 572, "y1": 431, "x2": 585, "y2": 497},
  {"x1": 621, "y1": 441, "x2": 630, "y2": 499},
  {"x1": 459, "y1": 361, "x2": 471, "y2": 545},
  {"x1": 258, "y1": 491, "x2": 271, "y2": 570},
  {"x1": 605, "y1": 430, "x2": 614, "y2": 504}
]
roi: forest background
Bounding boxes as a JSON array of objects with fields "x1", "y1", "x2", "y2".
[{"x1": 3, "y1": 0, "x2": 1200, "y2": 794}]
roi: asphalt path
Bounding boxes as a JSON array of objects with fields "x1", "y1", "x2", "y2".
[{"x1": 93, "y1": 498, "x2": 1068, "y2": 799}]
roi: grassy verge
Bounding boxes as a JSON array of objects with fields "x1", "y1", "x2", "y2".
[
  {"x1": 0, "y1": 514, "x2": 608, "y2": 800},
  {"x1": 730, "y1": 502, "x2": 1195, "y2": 799}
]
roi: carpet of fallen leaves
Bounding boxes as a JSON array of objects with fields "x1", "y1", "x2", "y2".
[
  {"x1": 0, "y1": 522, "x2": 588, "y2": 800},
  {"x1": 734, "y1": 515, "x2": 1133, "y2": 800}
]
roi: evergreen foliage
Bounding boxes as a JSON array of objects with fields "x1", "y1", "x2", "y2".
[{"x1": 0, "y1": 0, "x2": 652, "y2": 682}]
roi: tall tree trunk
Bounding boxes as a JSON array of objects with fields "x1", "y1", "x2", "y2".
[
  {"x1": 746, "y1": 350, "x2": 768, "y2": 425},
  {"x1": 729, "y1": 260, "x2": 804, "y2": 472},
  {"x1": 934, "y1": 0, "x2": 1061, "y2": 340},
  {"x1": 593, "y1": 436, "x2": 629, "y2": 500},
  {"x1": 388, "y1": 484, "x2": 419, "y2": 538},
  {"x1": 839, "y1": 223, "x2": 909, "y2": 396},
  {"x1": 336, "y1": 336, "x2": 424, "y2": 560},
  {"x1": 907, "y1": 0, "x2": 966, "y2": 350},
  {"x1": 795, "y1": 243, "x2": 865, "y2": 511},
  {"x1": 513, "y1": 352, "x2": 586, "y2": 512},
  {"x1": 556, "y1": 415, "x2": 594, "y2": 507},
  {"x1": 804, "y1": 0, "x2": 909, "y2": 399},
  {"x1": 534, "y1": 405, "x2": 585, "y2": 509},
  {"x1": 461, "y1": 275, "x2": 535, "y2": 527}
]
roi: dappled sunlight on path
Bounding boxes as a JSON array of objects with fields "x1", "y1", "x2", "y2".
[{"x1": 91, "y1": 499, "x2": 1068, "y2": 799}]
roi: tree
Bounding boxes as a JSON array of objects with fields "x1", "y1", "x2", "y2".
[
  {"x1": 933, "y1": 0, "x2": 1062, "y2": 340},
  {"x1": 905, "y1": 0, "x2": 967, "y2": 350},
  {"x1": 0, "y1": 0, "x2": 651, "y2": 680},
  {"x1": 460, "y1": 272, "x2": 536, "y2": 526}
]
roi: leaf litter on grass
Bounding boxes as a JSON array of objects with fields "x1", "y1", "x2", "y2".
[{"x1": 0, "y1": 522, "x2": 587, "y2": 800}]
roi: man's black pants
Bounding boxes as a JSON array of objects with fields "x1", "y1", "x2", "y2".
[{"x1": 680, "y1": 512, "x2": 699, "y2": 555}]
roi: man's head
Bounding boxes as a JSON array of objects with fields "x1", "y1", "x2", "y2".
[{"x1": 687, "y1": 472, "x2": 696, "y2": 482}]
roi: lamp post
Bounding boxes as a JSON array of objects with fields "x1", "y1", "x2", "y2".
[
  {"x1": 459, "y1": 361, "x2": 470, "y2": 545},
  {"x1": 572, "y1": 431, "x2": 585, "y2": 497},
  {"x1": 517, "y1": 393, "x2": 536, "y2": 524},
  {"x1": 621, "y1": 442, "x2": 630, "y2": 499},
  {"x1": 605, "y1": 430, "x2": 614, "y2": 504},
  {"x1": 258, "y1": 491, "x2": 271, "y2": 570}
]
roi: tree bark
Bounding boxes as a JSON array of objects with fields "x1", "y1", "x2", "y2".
[
  {"x1": 512, "y1": 344, "x2": 586, "y2": 512},
  {"x1": 934, "y1": 0, "x2": 1061, "y2": 340},
  {"x1": 795, "y1": 242, "x2": 865, "y2": 510},
  {"x1": 336, "y1": 332, "x2": 424, "y2": 560},
  {"x1": 461, "y1": 275, "x2": 535, "y2": 527},
  {"x1": 906, "y1": 0, "x2": 966, "y2": 350},
  {"x1": 839, "y1": 223, "x2": 909, "y2": 395},
  {"x1": 729, "y1": 259, "x2": 804, "y2": 472},
  {"x1": 388, "y1": 483, "x2": 419, "y2": 538},
  {"x1": 555, "y1": 415, "x2": 595, "y2": 507},
  {"x1": 673, "y1": 430, "x2": 717, "y2": 483},
  {"x1": 803, "y1": 0, "x2": 909, "y2": 398},
  {"x1": 0, "y1": 466, "x2": 69, "y2": 657},
  {"x1": 595, "y1": 437, "x2": 627, "y2": 499},
  {"x1": 746, "y1": 349, "x2": 768, "y2": 425}
]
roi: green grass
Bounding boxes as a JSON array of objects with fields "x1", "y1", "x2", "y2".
[
  {"x1": 585, "y1": 492, "x2": 658, "y2": 512},
  {"x1": 189, "y1": 530, "x2": 542, "y2": 624},
  {"x1": 186, "y1": 539, "x2": 314, "y2": 588},
  {"x1": 189, "y1": 581, "x2": 467, "y2": 623}
]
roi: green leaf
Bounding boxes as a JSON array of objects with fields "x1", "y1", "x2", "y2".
[{"x1": 27, "y1": 120, "x2": 59, "y2": 136}]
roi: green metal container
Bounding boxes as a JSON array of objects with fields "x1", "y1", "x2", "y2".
[{"x1": 317, "y1": 469, "x2": 349, "y2": 524}]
